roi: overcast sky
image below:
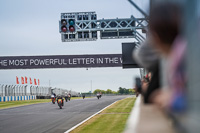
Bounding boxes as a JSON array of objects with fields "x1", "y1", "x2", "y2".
[{"x1": 0, "y1": 0, "x2": 149, "y2": 93}]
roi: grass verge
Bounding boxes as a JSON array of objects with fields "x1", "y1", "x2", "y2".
[
  {"x1": 0, "y1": 99, "x2": 50, "y2": 109},
  {"x1": 70, "y1": 97, "x2": 136, "y2": 133},
  {"x1": 0, "y1": 97, "x2": 91, "y2": 109}
]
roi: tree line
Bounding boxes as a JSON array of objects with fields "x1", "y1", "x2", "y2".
[{"x1": 92, "y1": 87, "x2": 135, "y2": 95}]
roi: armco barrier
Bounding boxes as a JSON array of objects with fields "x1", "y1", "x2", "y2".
[{"x1": 0, "y1": 95, "x2": 37, "y2": 102}]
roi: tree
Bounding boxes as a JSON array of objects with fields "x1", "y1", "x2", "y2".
[
  {"x1": 124, "y1": 88, "x2": 129, "y2": 94},
  {"x1": 117, "y1": 87, "x2": 135, "y2": 94},
  {"x1": 101, "y1": 90, "x2": 106, "y2": 94},
  {"x1": 93, "y1": 89, "x2": 106, "y2": 94},
  {"x1": 112, "y1": 91, "x2": 117, "y2": 94},
  {"x1": 118, "y1": 87, "x2": 124, "y2": 94},
  {"x1": 129, "y1": 89, "x2": 135, "y2": 94},
  {"x1": 106, "y1": 89, "x2": 112, "y2": 94},
  {"x1": 93, "y1": 89, "x2": 101, "y2": 94}
]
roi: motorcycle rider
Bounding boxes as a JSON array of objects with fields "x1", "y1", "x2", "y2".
[
  {"x1": 97, "y1": 93, "x2": 100, "y2": 99},
  {"x1": 51, "y1": 93, "x2": 55, "y2": 98},
  {"x1": 68, "y1": 93, "x2": 71, "y2": 101},
  {"x1": 57, "y1": 95, "x2": 64, "y2": 106},
  {"x1": 82, "y1": 93, "x2": 85, "y2": 99},
  {"x1": 51, "y1": 93, "x2": 56, "y2": 103},
  {"x1": 100, "y1": 92, "x2": 102, "y2": 98}
]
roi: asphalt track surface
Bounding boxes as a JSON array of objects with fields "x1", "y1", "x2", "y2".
[{"x1": 0, "y1": 95, "x2": 129, "y2": 133}]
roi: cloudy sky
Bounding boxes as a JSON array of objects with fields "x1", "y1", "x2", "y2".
[{"x1": 0, "y1": 0, "x2": 149, "y2": 93}]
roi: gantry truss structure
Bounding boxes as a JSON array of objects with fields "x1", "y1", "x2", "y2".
[{"x1": 60, "y1": 12, "x2": 148, "y2": 43}]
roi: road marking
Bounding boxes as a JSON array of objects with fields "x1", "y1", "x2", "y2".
[{"x1": 64, "y1": 100, "x2": 118, "y2": 133}]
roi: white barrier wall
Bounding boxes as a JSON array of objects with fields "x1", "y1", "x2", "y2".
[
  {"x1": 0, "y1": 95, "x2": 36, "y2": 102},
  {"x1": 0, "y1": 84, "x2": 79, "y2": 97}
]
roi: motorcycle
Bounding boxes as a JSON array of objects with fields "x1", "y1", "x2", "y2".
[
  {"x1": 97, "y1": 94, "x2": 100, "y2": 99},
  {"x1": 68, "y1": 94, "x2": 71, "y2": 101},
  {"x1": 51, "y1": 97, "x2": 56, "y2": 104},
  {"x1": 65, "y1": 96, "x2": 68, "y2": 102},
  {"x1": 57, "y1": 98, "x2": 63, "y2": 109}
]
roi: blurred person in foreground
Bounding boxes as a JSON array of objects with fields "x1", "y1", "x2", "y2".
[
  {"x1": 134, "y1": 76, "x2": 149, "y2": 97},
  {"x1": 149, "y1": 1, "x2": 186, "y2": 112},
  {"x1": 133, "y1": 38, "x2": 160, "y2": 103}
]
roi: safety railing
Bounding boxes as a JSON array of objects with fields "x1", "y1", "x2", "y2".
[{"x1": 0, "y1": 84, "x2": 79, "y2": 97}]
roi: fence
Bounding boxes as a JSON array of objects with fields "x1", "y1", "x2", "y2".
[
  {"x1": 0, "y1": 84, "x2": 51, "y2": 96},
  {"x1": 0, "y1": 84, "x2": 79, "y2": 102}
]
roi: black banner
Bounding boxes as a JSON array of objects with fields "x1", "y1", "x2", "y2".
[
  {"x1": 122, "y1": 42, "x2": 141, "y2": 68},
  {"x1": 0, "y1": 54, "x2": 122, "y2": 69}
]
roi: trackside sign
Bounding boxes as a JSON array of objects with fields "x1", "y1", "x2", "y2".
[{"x1": 0, "y1": 54, "x2": 122, "y2": 69}]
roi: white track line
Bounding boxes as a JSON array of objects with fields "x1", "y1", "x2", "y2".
[{"x1": 64, "y1": 100, "x2": 118, "y2": 133}]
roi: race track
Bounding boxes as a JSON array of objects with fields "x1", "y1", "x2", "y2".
[{"x1": 0, "y1": 96, "x2": 129, "y2": 133}]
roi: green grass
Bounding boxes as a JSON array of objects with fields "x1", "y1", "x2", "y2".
[
  {"x1": 103, "y1": 98, "x2": 135, "y2": 113},
  {"x1": 0, "y1": 99, "x2": 51, "y2": 109},
  {"x1": 0, "y1": 97, "x2": 91, "y2": 109},
  {"x1": 71, "y1": 97, "x2": 135, "y2": 133}
]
